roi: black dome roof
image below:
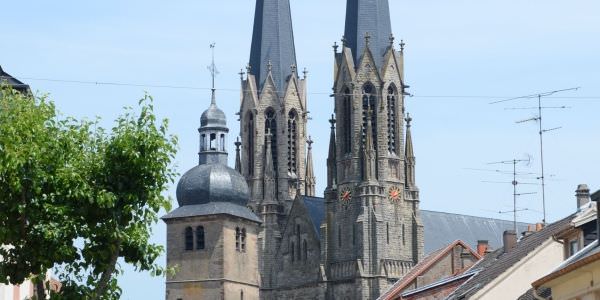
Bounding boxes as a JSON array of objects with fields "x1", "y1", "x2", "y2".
[{"x1": 176, "y1": 163, "x2": 249, "y2": 207}]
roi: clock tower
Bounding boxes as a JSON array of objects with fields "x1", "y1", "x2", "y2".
[{"x1": 323, "y1": 0, "x2": 423, "y2": 298}]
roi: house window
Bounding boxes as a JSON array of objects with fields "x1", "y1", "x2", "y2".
[
  {"x1": 196, "y1": 226, "x2": 205, "y2": 250},
  {"x1": 387, "y1": 86, "x2": 397, "y2": 154},
  {"x1": 185, "y1": 227, "x2": 193, "y2": 251},
  {"x1": 569, "y1": 240, "x2": 579, "y2": 256}
]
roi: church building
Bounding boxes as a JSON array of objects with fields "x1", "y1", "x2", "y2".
[{"x1": 163, "y1": 0, "x2": 525, "y2": 299}]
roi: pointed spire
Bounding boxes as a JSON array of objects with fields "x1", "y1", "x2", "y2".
[
  {"x1": 249, "y1": 0, "x2": 298, "y2": 92},
  {"x1": 344, "y1": 0, "x2": 392, "y2": 69},
  {"x1": 208, "y1": 43, "x2": 219, "y2": 105},
  {"x1": 235, "y1": 137, "x2": 242, "y2": 173},
  {"x1": 263, "y1": 129, "x2": 277, "y2": 202},
  {"x1": 327, "y1": 115, "x2": 338, "y2": 188},
  {"x1": 362, "y1": 109, "x2": 377, "y2": 181},
  {"x1": 305, "y1": 136, "x2": 316, "y2": 197},
  {"x1": 405, "y1": 113, "x2": 416, "y2": 188}
]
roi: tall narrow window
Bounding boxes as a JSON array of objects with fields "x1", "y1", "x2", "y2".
[
  {"x1": 210, "y1": 133, "x2": 217, "y2": 150},
  {"x1": 265, "y1": 108, "x2": 278, "y2": 173},
  {"x1": 343, "y1": 88, "x2": 352, "y2": 154},
  {"x1": 338, "y1": 225, "x2": 342, "y2": 248},
  {"x1": 241, "y1": 290, "x2": 244, "y2": 300},
  {"x1": 387, "y1": 86, "x2": 397, "y2": 154},
  {"x1": 241, "y1": 228, "x2": 246, "y2": 252},
  {"x1": 247, "y1": 113, "x2": 255, "y2": 176},
  {"x1": 303, "y1": 240, "x2": 308, "y2": 261},
  {"x1": 402, "y1": 224, "x2": 406, "y2": 246},
  {"x1": 235, "y1": 227, "x2": 240, "y2": 251},
  {"x1": 291, "y1": 242, "x2": 295, "y2": 262},
  {"x1": 352, "y1": 223, "x2": 356, "y2": 245},
  {"x1": 220, "y1": 134, "x2": 225, "y2": 151},
  {"x1": 196, "y1": 226, "x2": 205, "y2": 250},
  {"x1": 185, "y1": 227, "x2": 193, "y2": 251},
  {"x1": 200, "y1": 134, "x2": 206, "y2": 151},
  {"x1": 386, "y1": 223, "x2": 390, "y2": 244},
  {"x1": 287, "y1": 110, "x2": 298, "y2": 175},
  {"x1": 296, "y1": 224, "x2": 301, "y2": 261},
  {"x1": 361, "y1": 84, "x2": 377, "y2": 149}
]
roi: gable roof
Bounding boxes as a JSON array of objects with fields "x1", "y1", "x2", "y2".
[
  {"x1": 378, "y1": 240, "x2": 481, "y2": 300},
  {"x1": 0, "y1": 65, "x2": 30, "y2": 93},
  {"x1": 303, "y1": 196, "x2": 325, "y2": 238},
  {"x1": 446, "y1": 213, "x2": 576, "y2": 299},
  {"x1": 421, "y1": 210, "x2": 530, "y2": 254},
  {"x1": 299, "y1": 197, "x2": 530, "y2": 254}
]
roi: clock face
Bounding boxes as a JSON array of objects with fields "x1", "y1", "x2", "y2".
[
  {"x1": 388, "y1": 186, "x2": 402, "y2": 202},
  {"x1": 339, "y1": 189, "x2": 352, "y2": 204}
]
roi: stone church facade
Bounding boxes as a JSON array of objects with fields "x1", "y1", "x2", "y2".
[{"x1": 163, "y1": 0, "x2": 521, "y2": 299}]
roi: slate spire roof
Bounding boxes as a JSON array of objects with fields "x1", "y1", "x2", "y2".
[
  {"x1": 344, "y1": 0, "x2": 392, "y2": 69},
  {"x1": 249, "y1": 0, "x2": 298, "y2": 93}
]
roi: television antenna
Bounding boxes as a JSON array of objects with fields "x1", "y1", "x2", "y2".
[
  {"x1": 490, "y1": 87, "x2": 579, "y2": 224},
  {"x1": 485, "y1": 157, "x2": 536, "y2": 234}
]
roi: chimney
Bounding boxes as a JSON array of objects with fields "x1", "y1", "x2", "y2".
[
  {"x1": 535, "y1": 223, "x2": 544, "y2": 232},
  {"x1": 503, "y1": 230, "x2": 517, "y2": 253},
  {"x1": 576, "y1": 184, "x2": 591, "y2": 210},
  {"x1": 477, "y1": 240, "x2": 489, "y2": 257}
]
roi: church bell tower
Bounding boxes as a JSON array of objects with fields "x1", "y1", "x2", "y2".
[
  {"x1": 239, "y1": 0, "x2": 312, "y2": 291},
  {"x1": 324, "y1": 0, "x2": 423, "y2": 298}
]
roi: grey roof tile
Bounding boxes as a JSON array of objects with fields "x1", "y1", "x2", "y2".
[{"x1": 162, "y1": 202, "x2": 261, "y2": 223}]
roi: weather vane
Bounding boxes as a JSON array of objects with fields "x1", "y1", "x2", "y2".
[{"x1": 208, "y1": 43, "x2": 220, "y2": 91}]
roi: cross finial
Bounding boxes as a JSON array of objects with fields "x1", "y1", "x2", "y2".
[
  {"x1": 329, "y1": 114, "x2": 336, "y2": 129},
  {"x1": 208, "y1": 43, "x2": 219, "y2": 91},
  {"x1": 364, "y1": 32, "x2": 371, "y2": 46},
  {"x1": 238, "y1": 69, "x2": 245, "y2": 81},
  {"x1": 333, "y1": 41, "x2": 339, "y2": 53},
  {"x1": 303, "y1": 68, "x2": 308, "y2": 79},
  {"x1": 400, "y1": 39, "x2": 406, "y2": 53},
  {"x1": 267, "y1": 60, "x2": 273, "y2": 72},
  {"x1": 405, "y1": 113, "x2": 412, "y2": 128},
  {"x1": 235, "y1": 136, "x2": 242, "y2": 148},
  {"x1": 307, "y1": 136, "x2": 314, "y2": 149},
  {"x1": 389, "y1": 34, "x2": 395, "y2": 46}
]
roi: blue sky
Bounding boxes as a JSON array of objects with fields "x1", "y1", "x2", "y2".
[{"x1": 3, "y1": 0, "x2": 600, "y2": 298}]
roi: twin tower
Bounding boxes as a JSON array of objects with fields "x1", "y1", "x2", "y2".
[{"x1": 165, "y1": 0, "x2": 422, "y2": 299}]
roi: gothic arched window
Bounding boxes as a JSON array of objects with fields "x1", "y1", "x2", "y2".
[
  {"x1": 296, "y1": 224, "x2": 301, "y2": 261},
  {"x1": 361, "y1": 83, "x2": 377, "y2": 149},
  {"x1": 265, "y1": 108, "x2": 278, "y2": 172},
  {"x1": 387, "y1": 85, "x2": 398, "y2": 154},
  {"x1": 196, "y1": 226, "x2": 205, "y2": 250},
  {"x1": 287, "y1": 110, "x2": 298, "y2": 175},
  {"x1": 343, "y1": 87, "x2": 352, "y2": 154},
  {"x1": 184, "y1": 227, "x2": 193, "y2": 251},
  {"x1": 220, "y1": 134, "x2": 226, "y2": 151},
  {"x1": 210, "y1": 133, "x2": 217, "y2": 150},
  {"x1": 200, "y1": 134, "x2": 206, "y2": 151},
  {"x1": 291, "y1": 242, "x2": 295, "y2": 262},
  {"x1": 247, "y1": 112, "x2": 255, "y2": 176}
]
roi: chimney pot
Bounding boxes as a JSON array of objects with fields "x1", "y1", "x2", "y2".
[
  {"x1": 477, "y1": 240, "x2": 489, "y2": 257},
  {"x1": 576, "y1": 184, "x2": 591, "y2": 210},
  {"x1": 503, "y1": 230, "x2": 517, "y2": 253}
]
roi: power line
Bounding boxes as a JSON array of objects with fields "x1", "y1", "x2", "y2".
[{"x1": 5, "y1": 75, "x2": 600, "y2": 100}]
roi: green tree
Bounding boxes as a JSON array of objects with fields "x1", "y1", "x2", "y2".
[{"x1": 0, "y1": 86, "x2": 177, "y2": 299}]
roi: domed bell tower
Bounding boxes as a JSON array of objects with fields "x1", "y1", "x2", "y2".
[{"x1": 162, "y1": 46, "x2": 261, "y2": 300}]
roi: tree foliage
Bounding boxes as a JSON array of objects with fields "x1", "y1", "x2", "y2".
[{"x1": 0, "y1": 86, "x2": 177, "y2": 299}]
